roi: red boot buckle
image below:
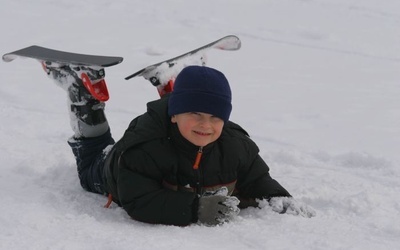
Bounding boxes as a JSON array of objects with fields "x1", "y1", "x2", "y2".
[{"x1": 81, "y1": 72, "x2": 109, "y2": 102}]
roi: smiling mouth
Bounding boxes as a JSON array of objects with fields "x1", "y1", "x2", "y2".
[{"x1": 193, "y1": 131, "x2": 211, "y2": 136}]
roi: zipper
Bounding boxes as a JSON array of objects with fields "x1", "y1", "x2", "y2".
[{"x1": 193, "y1": 146, "x2": 203, "y2": 196}]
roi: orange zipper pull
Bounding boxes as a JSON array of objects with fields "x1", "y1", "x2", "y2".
[{"x1": 193, "y1": 147, "x2": 203, "y2": 170}]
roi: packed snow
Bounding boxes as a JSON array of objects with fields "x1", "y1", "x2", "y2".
[{"x1": 1, "y1": 0, "x2": 399, "y2": 249}]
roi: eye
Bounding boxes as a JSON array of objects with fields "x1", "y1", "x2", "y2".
[{"x1": 211, "y1": 116, "x2": 223, "y2": 122}]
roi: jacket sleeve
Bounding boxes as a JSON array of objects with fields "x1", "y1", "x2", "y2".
[{"x1": 117, "y1": 148, "x2": 198, "y2": 226}]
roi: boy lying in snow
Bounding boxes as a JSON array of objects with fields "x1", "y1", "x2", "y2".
[{"x1": 45, "y1": 64, "x2": 315, "y2": 226}]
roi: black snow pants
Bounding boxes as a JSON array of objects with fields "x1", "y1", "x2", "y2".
[{"x1": 67, "y1": 129, "x2": 115, "y2": 194}]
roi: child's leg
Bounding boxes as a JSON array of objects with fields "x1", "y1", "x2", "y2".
[
  {"x1": 44, "y1": 63, "x2": 114, "y2": 194},
  {"x1": 68, "y1": 129, "x2": 114, "y2": 194}
]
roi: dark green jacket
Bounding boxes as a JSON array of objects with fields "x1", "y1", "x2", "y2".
[{"x1": 104, "y1": 96, "x2": 290, "y2": 226}]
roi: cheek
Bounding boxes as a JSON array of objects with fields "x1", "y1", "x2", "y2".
[
  {"x1": 176, "y1": 120, "x2": 194, "y2": 136},
  {"x1": 212, "y1": 123, "x2": 224, "y2": 137},
  {"x1": 215, "y1": 129, "x2": 223, "y2": 138}
]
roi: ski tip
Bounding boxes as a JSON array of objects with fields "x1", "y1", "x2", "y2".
[
  {"x1": 2, "y1": 45, "x2": 39, "y2": 63},
  {"x1": 214, "y1": 35, "x2": 241, "y2": 51},
  {"x1": 2, "y1": 53, "x2": 17, "y2": 63}
]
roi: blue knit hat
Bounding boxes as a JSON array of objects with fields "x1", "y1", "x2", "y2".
[{"x1": 168, "y1": 66, "x2": 232, "y2": 122}]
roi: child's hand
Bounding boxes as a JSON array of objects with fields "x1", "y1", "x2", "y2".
[
  {"x1": 269, "y1": 197, "x2": 316, "y2": 218},
  {"x1": 197, "y1": 187, "x2": 240, "y2": 226}
]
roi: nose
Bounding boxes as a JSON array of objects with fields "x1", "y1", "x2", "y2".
[{"x1": 199, "y1": 116, "x2": 212, "y2": 128}]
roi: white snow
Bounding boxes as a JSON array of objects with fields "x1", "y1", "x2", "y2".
[{"x1": 1, "y1": 0, "x2": 400, "y2": 249}]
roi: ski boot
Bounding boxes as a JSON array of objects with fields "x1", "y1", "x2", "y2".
[
  {"x1": 156, "y1": 79, "x2": 175, "y2": 97},
  {"x1": 42, "y1": 62, "x2": 110, "y2": 138}
]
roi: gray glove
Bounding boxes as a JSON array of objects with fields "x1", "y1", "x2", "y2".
[
  {"x1": 198, "y1": 187, "x2": 240, "y2": 226},
  {"x1": 269, "y1": 197, "x2": 316, "y2": 218}
]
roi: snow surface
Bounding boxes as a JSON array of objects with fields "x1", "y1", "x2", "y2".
[{"x1": 1, "y1": 0, "x2": 400, "y2": 249}]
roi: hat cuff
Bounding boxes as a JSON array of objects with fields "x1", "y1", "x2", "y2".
[{"x1": 168, "y1": 92, "x2": 232, "y2": 122}]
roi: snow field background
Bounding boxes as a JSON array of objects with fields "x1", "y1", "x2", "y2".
[{"x1": 0, "y1": 0, "x2": 399, "y2": 249}]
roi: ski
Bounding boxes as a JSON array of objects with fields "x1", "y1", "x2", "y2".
[
  {"x1": 125, "y1": 35, "x2": 241, "y2": 95},
  {"x1": 2, "y1": 46, "x2": 123, "y2": 102},
  {"x1": 2, "y1": 45, "x2": 123, "y2": 67}
]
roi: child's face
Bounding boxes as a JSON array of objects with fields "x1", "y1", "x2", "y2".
[{"x1": 171, "y1": 112, "x2": 224, "y2": 147}]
